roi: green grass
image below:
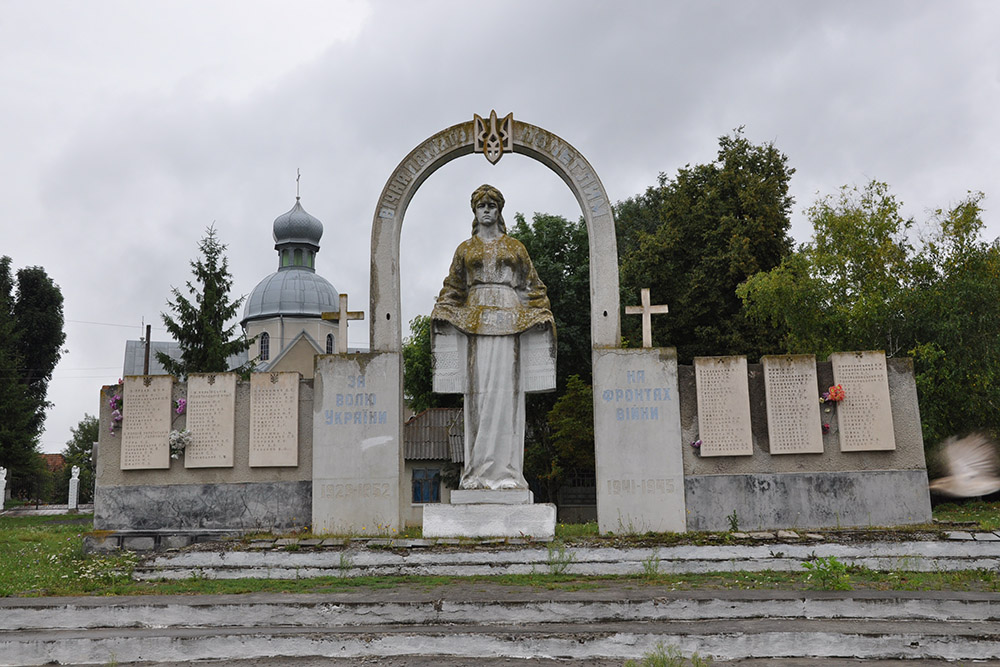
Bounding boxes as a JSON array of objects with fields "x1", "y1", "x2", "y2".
[
  {"x1": 933, "y1": 500, "x2": 1000, "y2": 530},
  {"x1": 625, "y1": 643, "x2": 713, "y2": 666},
  {"x1": 3, "y1": 501, "x2": 1000, "y2": 598},
  {"x1": 0, "y1": 514, "x2": 139, "y2": 597}
]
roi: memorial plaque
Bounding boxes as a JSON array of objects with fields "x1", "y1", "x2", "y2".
[
  {"x1": 249, "y1": 371, "x2": 300, "y2": 467},
  {"x1": 520, "y1": 327, "x2": 556, "y2": 392},
  {"x1": 184, "y1": 373, "x2": 236, "y2": 468},
  {"x1": 694, "y1": 356, "x2": 753, "y2": 457},
  {"x1": 762, "y1": 355, "x2": 824, "y2": 455},
  {"x1": 431, "y1": 324, "x2": 466, "y2": 394},
  {"x1": 831, "y1": 351, "x2": 896, "y2": 452},
  {"x1": 120, "y1": 375, "x2": 172, "y2": 470}
]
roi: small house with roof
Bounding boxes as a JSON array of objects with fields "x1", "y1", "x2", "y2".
[{"x1": 402, "y1": 407, "x2": 463, "y2": 526}]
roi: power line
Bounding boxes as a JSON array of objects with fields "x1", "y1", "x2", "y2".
[{"x1": 66, "y1": 319, "x2": 167, "y2": 331}]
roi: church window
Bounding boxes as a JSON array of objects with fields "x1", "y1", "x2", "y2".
[
  {"x1": 294, "y1": 248, "x2": 303, "y2": 266},
  {"x1": 326, "y1": 333, "x2": 334, "y2": 354},
  {"x1": 281, "y1": 250, "x2": 291, "y2": 267},
  {"x1": 412, "y1": 468, "x2": 441, "y2": 504},
  {"x1": 260, "y1": 332, "x2": 270, "y2": 361}
]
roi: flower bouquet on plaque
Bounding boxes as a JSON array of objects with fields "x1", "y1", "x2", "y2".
[
  {"x1": 169, "y1": 429, "x2": 192, "y2": 459},
  {"x1": 107, "y1": 380, "x2": 124, "y2": 436},
  {"x1": 820, "y1": 384, "x2": 846, "y2": 434}
]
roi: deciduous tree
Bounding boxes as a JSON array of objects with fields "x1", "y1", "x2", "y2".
[
  {"x1": 618, "y1": 129, "x2": 795, "y2": 362},
  {"x1": 0, "y1": 256, "x2": 65, "y2": 496},
  {"x1": 739, "y1": 183, "x2": 1000, "y2": 447}
]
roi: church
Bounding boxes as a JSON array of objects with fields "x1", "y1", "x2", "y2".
[{"x1": 124, "y1": 196, "x2": 344, "y2": 378}]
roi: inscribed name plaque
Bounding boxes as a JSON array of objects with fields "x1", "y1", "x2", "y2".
[
  {"x1": 184, "y1": 373, "x2": 236, "y2": 468},
  {"x1": 762, "y1": 355, "x2": 823, "y2": 454},
  {"x1": 831, "y1": 351, "x2": 896, "y2": 452},
  {"x1": 249, "y1": 372, "x2": 300, "y2": 467},
  {"x1": 120, "y1": 375, "x2": 172, "y2": 470},
  {"x1": 694, "y1": 356, "x2": 753, "y2": 457}
]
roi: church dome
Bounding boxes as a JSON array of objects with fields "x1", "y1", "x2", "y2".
[
  {"x1": 243, "y1": 270, "x2": 339, "y2": 322},
  {"x1": 273, "y1": 198, "x2": 323, "y2": 246},
  {"x1": 242, "y1": 196, "x2": 337, "y2": 324}
]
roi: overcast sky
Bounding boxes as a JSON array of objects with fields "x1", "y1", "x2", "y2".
[{"x1": 3, "y1": 0, "x2": 997, "y2": 453}]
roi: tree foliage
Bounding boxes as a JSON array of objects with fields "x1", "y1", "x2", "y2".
[
  {"x1": 509, "y1": 212, "x2": 594, "y2": 501},
  {"x1": 618, "y1": 129, "x2": 795, "y2": 362},
  {"x1": 0, "y1": 256, "x2": 65, "y2": 492},
  {"x1": 739, "y1": 181, "x2": 916, "y2": 356},
  {"x1": 547, "y1": 374, "x2": 595, "y2": 474},
  {"x1": 739, "y1": 182, "x2": 1000, "y2": 446},
  {"x1": 509, "y1": 213, "x2": 592, "y2": 387},
  {"x1": 157, "y1": 226, "x2": 252, "y2": 379}
]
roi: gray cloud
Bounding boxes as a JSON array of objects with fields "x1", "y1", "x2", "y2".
[{"x1": 1, "y1": 0, "x2": 996, "y2": 452}]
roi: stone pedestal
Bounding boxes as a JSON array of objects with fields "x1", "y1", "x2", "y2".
[
  {"x1": 312, "y1": 352, "x2": 402, "y2": 534},
  {"x1": 593, "y1": 347, "x2": 686, "y2": 534},
  {"x1": 68, "y1": 477, "x2": 80, "y2": 510},
  {"x1": 423, "y1": 501, "x2": 556, "y2": 539},
  {"x1": 450, "y1": 489, "x2": 533, "y2": 505}
]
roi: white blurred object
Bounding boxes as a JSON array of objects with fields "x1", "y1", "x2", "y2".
[{"x1": 928, "y1": 433, "x2": 1000, "y2": 497}]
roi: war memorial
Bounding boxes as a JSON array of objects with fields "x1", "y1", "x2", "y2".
[{"x1": 92, "y1": 112, "x2": 932, "y2": 543}]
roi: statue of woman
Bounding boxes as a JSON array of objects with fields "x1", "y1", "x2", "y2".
[{"x1": 431, "y1": 184, "x2": 556, "y2": 490}]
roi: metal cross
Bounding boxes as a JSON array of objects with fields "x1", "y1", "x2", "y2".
[
  {"x1": 321, "y1": 293, "x2": 364, "y2": 354},
  {"x1": 625, "y1": 288, "x2": 669, "y2": 348}
]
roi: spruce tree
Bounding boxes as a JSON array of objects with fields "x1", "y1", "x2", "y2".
[{"x1": 157, "y1": 226, "x2": 252, "y2": 379}]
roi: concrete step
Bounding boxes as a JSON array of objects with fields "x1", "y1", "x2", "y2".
[
  {"x1": 4, "y1": 616, "x2": 1000, "y2": 665},
  {"x1": 3, "y1": 590, "x2": 1000, "y2": 630},
  {"x1": 132, "y1": 540, "x2": 1000, "y2": 580},
  {"x1": 3, "y1": 588, "x2": 1000, "y2": 665}
]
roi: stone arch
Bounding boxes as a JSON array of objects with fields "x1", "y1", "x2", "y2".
[{"x1": 369, "y1": 116, "x2": 620, "y2": 352}]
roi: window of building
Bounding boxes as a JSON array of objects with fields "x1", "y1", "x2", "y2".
[
  {"x1": 326, "y1": 333, "x2": 334, "y2": 354},
  {"x1": 411, "y1": 468, "x2": 441, "y2": 504},
  {"x1": 294, "y1": 248, "x2": 303, "y2": 266},
  {"x1": 260, "y1": 331, "x2": 270, "y2": 361}
]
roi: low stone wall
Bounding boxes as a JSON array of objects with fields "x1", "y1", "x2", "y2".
[
  {"x1": 95, "y1": 379, "x2": 314, "y2": 532},
  {"x1": 94, "y1": 480, "x2": 312, "y2": 532},
  {"x1": 678, "y1": 358, "x2": 932, "y2": 531}
]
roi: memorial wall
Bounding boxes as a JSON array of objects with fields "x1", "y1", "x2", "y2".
[
  {"x1": 94, "y1": 373, "x2": 313, "y2": 532},
  {"x1": 678, "y1": 353, "x2": 930, "y2": 531}
]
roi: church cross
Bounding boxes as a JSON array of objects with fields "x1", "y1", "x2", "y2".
[
  {"x1": 625, "y1": 288, "x2": 669, "y2": 348},
  {"x1": 321, "y1": 293, "x2": 364, "y2": 354}
]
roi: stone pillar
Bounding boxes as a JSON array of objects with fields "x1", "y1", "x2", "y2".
[
  {"x1": 593, "y1": 347, "x2": 686, "y2": 534},
  {"x1": 312, "y1": 353, "x2": 402, "y2": 534},
  {"x1": 0, "y1": 466, "x2": 7, "y2": 509},
  {"x1": 68, "y1": 466, "x2": 80, "y2": 510}
]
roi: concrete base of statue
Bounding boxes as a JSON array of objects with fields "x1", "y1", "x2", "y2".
[
  {"x1": 423, "y1": 491, "x2": 556, "y2": 539},
  {"x1": 450, "y1": 489, "x2": 534, "y2": 505}
]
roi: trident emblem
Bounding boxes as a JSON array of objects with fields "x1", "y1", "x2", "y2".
[{"x1": 474, "y1": 110, "x2": 513, "y2": 164}]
